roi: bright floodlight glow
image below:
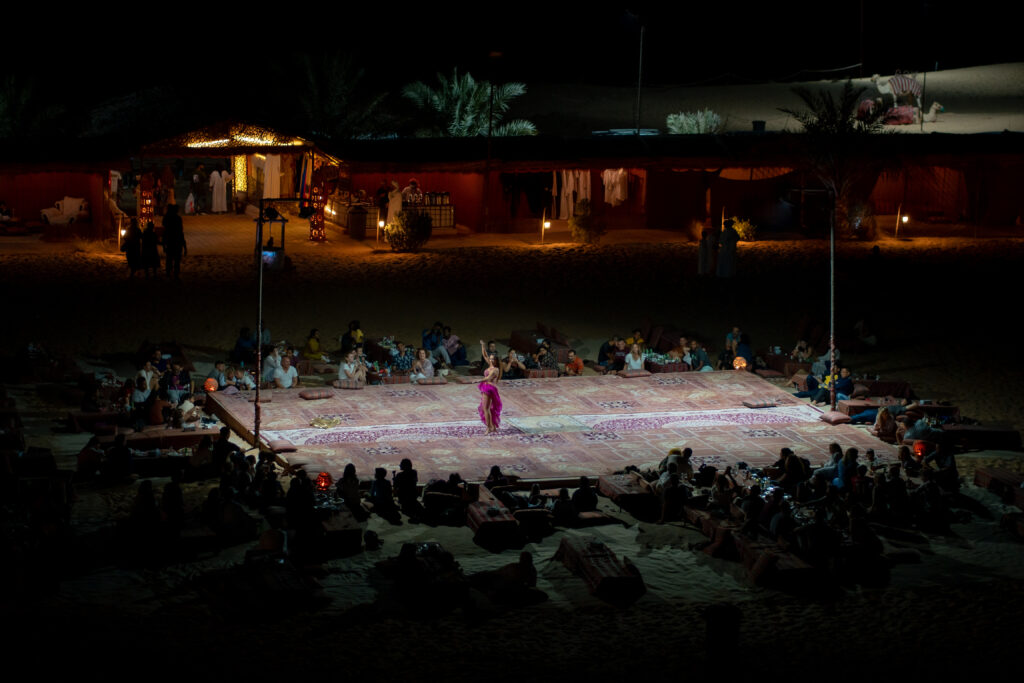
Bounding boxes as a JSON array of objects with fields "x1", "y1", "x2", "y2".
[
  {"x1": 378, "y1": 220, "x2": 385, "y2": 228},
  {"x1": 120, "y1": 229, "x2": 126, "y2": 236},
  {"x1": 901, "y1": 215, "x2": 909, "y2": 223},
  {"x1": 543, "y1": 221, "x2": 551, "y2": 229}
]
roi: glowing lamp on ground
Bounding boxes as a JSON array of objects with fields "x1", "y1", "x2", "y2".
[
  {"x1": 203, "y1": 378, "x2": 219, "y2": 393},
  {"x1": 378, "y1": 220, "x2": 385, "y2": 228},
  {"x1": 315, "y1": 471, "x2": 334, "y2": 492},
  {"x1": 902, "y1": 215, "x2": 909, "y2": 224},
  {"x1": 913, "y1": 440, "x2": 927, "y2": 459},
  {"x1": 543, "y1": 221, "x2": 551, "y2": 229},
  {"x1": 120, "y1": 229, "x2": 126, "y2": 237},
  {"x1": 732, "y1": 356, "x2": 748, "y2": 371}
]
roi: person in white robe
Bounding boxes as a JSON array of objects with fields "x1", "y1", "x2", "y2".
[{"x1": 209, "y1": 169, "x2": 234, "y2": 213}]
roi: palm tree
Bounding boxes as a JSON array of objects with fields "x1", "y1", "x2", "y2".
[
  {"x1": 780, "y1": 80, "x2": 890, "y2": 235},
  {"x1": 401, "y1": 69, "x2": 537, "y2": 137},
  {"x1": 289, "y1": 51, "x2": 387, "y2": 141}
]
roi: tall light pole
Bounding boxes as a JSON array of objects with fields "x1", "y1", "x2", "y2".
[{"x1": 634, "y1": 22, "x2": 645, "y2": 135}]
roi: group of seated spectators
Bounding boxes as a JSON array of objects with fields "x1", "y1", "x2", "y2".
[{"x1": 639, "y1": 437, "x2": 963, "y2": 564}]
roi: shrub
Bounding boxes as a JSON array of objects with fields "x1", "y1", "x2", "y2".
[
  {"x1": 729, "y1": 216, "x2": 757, "y2": 241},
  {"x1": 384, "y1": 210, "x2": 432, "y2": 252},
  {"x1": 569, "y1": 199, "x2": 606, "y2": 245},
  {"x1": 666, "y1": 109, "x2": 722, "y2": 134}
]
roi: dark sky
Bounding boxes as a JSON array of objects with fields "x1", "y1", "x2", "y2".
[{"x1": 7, "y1": 3, "x2": 1017, "y2": 109}]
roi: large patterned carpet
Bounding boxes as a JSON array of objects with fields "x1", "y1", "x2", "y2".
[{"x1": 208, "y1": 371, "x2": 896, "y2": 482}]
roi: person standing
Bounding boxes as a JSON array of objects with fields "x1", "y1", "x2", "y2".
[
  {"x1": 717, "y1": 218, "x2": 739, "y2": 278},
  {"x1": 121, "y1": 218, "x2": 142, "y2": 277},
  {"x1": 191, "y1": 163, "x2": 207, "y2": 214},
  {"x1": 386, "y1": 181, "x2": 402, "y2": 225},
  {"x1": 162, "y1": 204, "x2": 186, "y2": 280},
  {"x1": 209, "y1": 166, "x2": 234, "y2": 214},
  {"x1": 478, "y1": 340, "x2": 502, "y2": 434},
  {"x1": 141, "y1": 221, "x2": 161, "y2": 278}
]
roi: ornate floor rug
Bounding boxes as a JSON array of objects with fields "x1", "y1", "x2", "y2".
[{"x1": 208, "y1": 372, "x2": 895, "y2": 481}]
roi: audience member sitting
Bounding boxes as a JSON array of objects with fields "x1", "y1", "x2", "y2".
[
  {"x1": 611, "y1": 338, "x2": 629, "y2": 371},
  {"x1": 571, "y1": 476, "x2": 599, "y2": 512},
  {"x1": 442, "y1": 325, "x2": 467, "y2": 366},
  {"x1": 234, "y1": 367, "x2": 256, "y2": 390},
  {"x1": 469, "y1": 551, "x2": 547, "y2": 605},
  {"x1": 563, "y1": 349, "x2": 585, "y2": 376},
  {"x1": 390, "y1": 341, "x2": 416, "y2": 373},
  {"x1": 148, "y1": 390, "x2": 173, "y2": 426},
  {"x1": 537, "y1": 344, "x2": 559, "y2": 371},
  {"x1": 338, "y1": 349, "x2": 367, "y2": 384},
  {"x1": 667, "y1": 336, "x2": 690, "y2": 363},
  {"x1": 368, "y1": 467, "x2": 401, "y2": 524},
  {"x1": 77, "y1": 436, "x2": 105, "y2": 479},
  {"x1": 162, "y1": 360, "x2": 191, "y2": 403},
  {"x1": 302, "y1": 328, "x2": 330, "y2": 362},
  {"x1": 393, "y1": 458, "x2": 424, "y2": 522},
  {"x1": 410, "y1": 348, "x2": 435, "y2": 384},
  {"x1": 102, "y1": 433, "x2": 133, "y2": 482},
  {"x1": 659, "y1": 447, "x2": 694, "y2": 481},
  {"x1": 207, "y1": 360, "x2": 229, "y2": 390},
  {"x1": 923, "y1": 442, "x2": 960, "y2": 492},
  {"x1": 658, "y1": 472, "x2": 690, "y2": 523},
  {"x1": 689, "y1": 340, "x2": 713, "y2": 371},
  {"x1": 625, "y1": 328, "x2": 645, "y2": 346},
  {"x1": 335, "y1": 463, "x2": 368, "y2": 520},
  {"x1": 422, "y1": 321, "x2": 452, "y2": 367},
  {"x1": 790, "y1": 340, "x2": 814, "y2": 363},
  {"x1": 596, "y1": 336, "x2": 617, "y2": 369},
  {"x1": 774, "y1": 447, "x2": 810, "y2": 489},
  {"x1": 734, "y1": 484, "x2": 765, "y2": 536},
  {"x1": 274, "y1": 354, "x2": 300, "y2": 389},
  {"x1": 484, "y1": 465, "x2": 511, "y2": 490},
  {"x1": 501, "y1": 349, "x2": 526, "y2": 380},
  {"x1": 262, "y1": 346, "x2": 282, "y2": 384},
  {"x1": 138, "y1": 360, "x2": 161, "y2": 391},
  {"x1": 549, "y1": 488, "x2": 577, "y2": 526},
  {"x1": 832, "y1": 448, "x2": 859, "y2": 491},
  {"x1": 618, "y1": 342, "x2": 645, "y2": 374}
]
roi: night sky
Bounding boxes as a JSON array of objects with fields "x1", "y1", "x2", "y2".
[{"x1": 4, "y1": 2, "x2": 1016, "y2": 138}]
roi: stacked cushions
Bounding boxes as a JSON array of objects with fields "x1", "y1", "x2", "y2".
[{"x1": 299, "y1": 388, "x2": 335, "y2": 400}]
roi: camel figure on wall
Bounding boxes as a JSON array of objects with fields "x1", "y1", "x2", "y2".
[{"x1": 871, "y1": 72, "x2": 923, "y2": 110}]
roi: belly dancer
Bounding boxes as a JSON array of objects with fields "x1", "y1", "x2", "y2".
[{"x1": 478, "y1": 340, "x2": 503, "y2": 434}]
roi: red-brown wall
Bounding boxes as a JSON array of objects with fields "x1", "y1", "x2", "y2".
[
  {"x1": 0, "y1": 171, "x2": 110, "y2": 239},
  {"x1": 350, "y1": 171, "x2": 485, "y2": 231}
]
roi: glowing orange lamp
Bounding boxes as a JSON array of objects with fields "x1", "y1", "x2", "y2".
[
  {"x1": 315, "y1": 471, "x2": 334, "y2": 492},
  {"x1": 732, "y1": 356, "x2": 748, "y2": 371},
  {"x1": 203, "y1": 377, "x2": 219, "y2": 393}
]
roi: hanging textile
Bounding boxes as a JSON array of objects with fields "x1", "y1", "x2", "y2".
[
  {"x1": 602, "y1": 168, "x2": 628, "y2": 207},
  {"x1": 263, "y1": 154, "x2": 282, "y2": 199}
]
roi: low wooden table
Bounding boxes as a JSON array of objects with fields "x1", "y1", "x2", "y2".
[
  {"x1": 554, "y1": 535, "x2": 645, "y2": 600},
  {"x1": 646, "y1": 360, "x2": 689, "y2": 373}
]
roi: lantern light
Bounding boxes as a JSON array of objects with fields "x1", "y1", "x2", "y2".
[
  {"x1": 203, "y1": 378, "x2": 219, "y2": 393},
  {"x1": 315, "y1": 471, "x2": 334, "y2": 492},
  {"x1": 913, "y1": 440, "x2": 928, "y2": 459},
  {"x1": 901, "y1": 215, "x2": 909, "y2": 223},
  {"x1": 732, "y1": 356, "x2": 748, "y2": 371}
]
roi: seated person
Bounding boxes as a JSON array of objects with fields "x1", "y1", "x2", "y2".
[
  {"x1": 484, "y1": 465, "x2": 511, "y2": 490},
  {"x1": 809, "y1": 367, "x2": 854, "y2": 406},
  {"x1": 537, "y1": 344, "x2": 559, "y2": 371},
  {"x1": 148, "y1": 390, "x2": 174, "y2": 425},
  {"x1": 390, "y1": 340, "x2": 416, "y2": 373},
  {"x1": 338, "y1": 349, "x2": 367, "y2": 384},
  {"x1": 903, "y1": 416, "x2": 944, "y2": 444},
  {"x1": 442, "y1": 326, "x2": 467, "y2": 365},
  {"x1": 563, "y1": 349, "x2": 585, "y2": 376},
  {"x1": 667, "y1": 336, "x2": 690, "y2": 364},
  {"x1": 77, "y1": 436, "x2": 105, "y2": 477},
  {"x1": 131, "y1": 376, "x2": 151, "y2": 408},
  {"x1": 0, "y1": 200, "x2": 13, "y2": 222},
  {"x1": 421, "y1": 321, "x2": 451, "y2": 366},
  {"x1": 234, "y1": 367, "x2": 256, "y2": 390},
  {"x1": 811, "y1": 347, "x2": 840, "y2": 377},
  {"x1": 137, "y1": 360, "x2": 161, "y2": 392},
  {"x1": 302, "y1": 328, "x2": 330, "y2": 362},
  {"x1": 150, "y1": 348, "x2": 169, "y2": 373},
  {"x1": 734, "y1": 333, "x2": 754, "y2": 369},
  {"x1": 480, "y1": 340, "x2": 499, "y2": 367},
  {"x1": 393, "y1": 458, "x2": 424, "y2": 521},
  {"x1": 689, "y1": 340, "x2": 713, "y2": 371},
  {"x1": 409, "y1": 348, "x2": 435, "y2": 384},
  {"x1": 501, "y1": 349, "x2": 526, "y2": 380},
  {"x1": 262, "y1": 347, "x2": 282, "y2": 383},
  {"x1": 548, "y1": 488, "x2": 577, "y2": 526},
  {"x1": 368, "y1": 467, "x2": 401, "y2": 523},
  {"x1": 790, "y1": 340, "x2": 814, "y2": 363},
  {"x1": 625, "y1": 328, "x2": 645, "y2": 346},
  {"x1": 596, "y1": 336, "x2": 617, "y2": 368},
  {"x1": 618, "y1": 342, "x2": 645, "y2": 374},
  {"x1": 571, "y1": 476, "x2": 599, "y2": 512},
  {"x1": 206, "y1": 360, "x2": 229, "y2": 390},
  {"x1": 273, "y1": 354, "x2": 300, "y2": 389},
  {"x1": 611, "y1": 338, "x2": 628, "y2": 371},
  {"x1": 659, "y1": 472, "x2": 689, "y2": 523},
  {"x1": 659, "y1": 447, "x2": 694, "y2": 481},
  {"x1": 162, "y1": 360, "x2": 191, "y2": 403}
]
